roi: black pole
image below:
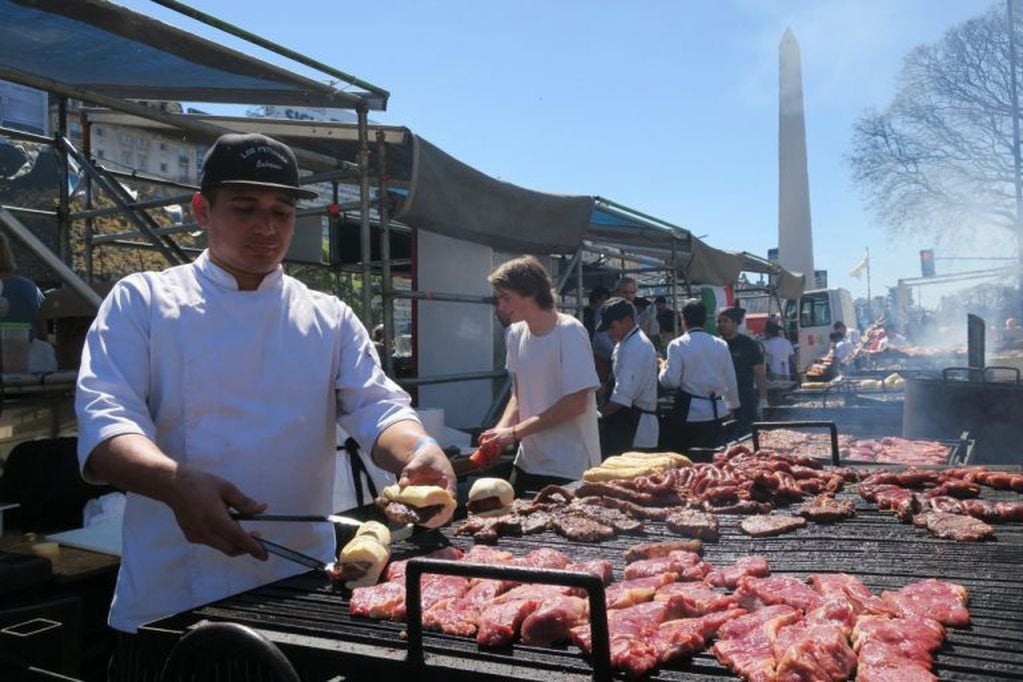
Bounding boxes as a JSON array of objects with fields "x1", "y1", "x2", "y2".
[{"x1": 1008, "y1": 0, "x2": 1023, "y2": 320}]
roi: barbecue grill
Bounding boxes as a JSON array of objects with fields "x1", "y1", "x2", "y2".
[
  {"x1": 746, "y1": 420, "x2": 975, "y2": 467},
  {"x1": 139, "y1": 482, "x2": 1023, "y2": 681}
]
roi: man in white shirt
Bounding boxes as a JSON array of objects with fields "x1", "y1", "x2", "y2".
[
  {"x1": 480, "y1": 256, "x2": 601, "y2": 496},
  {"x1": 658, "y1": 300, "x2": 740, "y2": 452},
  {"x1": 834, "y1": 320, "x2": 861, "y2": 346},
  {"x1": 76, "y1": 133, "x2": 456, "y2": 677},
  {"x1": 596, "y1": 297, "x2": 659, "y2": 456},
  {"x1": 762, "y1": 321, "x2": 795, "y2": 380}
]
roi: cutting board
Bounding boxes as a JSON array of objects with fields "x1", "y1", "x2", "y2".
[{"x1": 45, "y1": 518, "x2": 122, "y2": 557}]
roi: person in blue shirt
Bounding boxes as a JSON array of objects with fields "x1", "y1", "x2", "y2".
[{"x1": 0, "y1": 232, "x2": 47, "y2": 341}]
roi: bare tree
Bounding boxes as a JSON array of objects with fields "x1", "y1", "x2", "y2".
[{"x1": 849, "y1": 5, "x2": 1022, "y2": 250}]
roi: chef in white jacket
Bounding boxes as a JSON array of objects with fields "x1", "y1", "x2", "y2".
[{"x1": 75, "y1": 133, "x2": 456, "y2": 679}]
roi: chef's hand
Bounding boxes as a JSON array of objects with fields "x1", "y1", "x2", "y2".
[
  {"x1": 166, "y1": 465, "x2": 269, "y2": 560},
  {"x1": 398, "y1": 443, "x2": 457, "y2": 529},
  {"x1": 757, "y1": 398, "x2": 769, "y2": 418},
  {"x1": 479, "y1": 425, "x2": 517, "y2": 449}
]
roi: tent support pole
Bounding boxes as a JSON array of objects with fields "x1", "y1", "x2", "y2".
[
  {"x1": 57, "y1": 97, "x2": 70, "y2": 265},
  {"x1": 377, "y1": 129, "x2": 395, "y2": 378},
  {"x1": 576, "y1": 251, "x2": 584, "y2": 320},
  {"x1": 358, "y1": 105, "x2": 372, "y2": 325},
  {"x1": 671, "y1": 239, "x2": 680, "y2": 336}
]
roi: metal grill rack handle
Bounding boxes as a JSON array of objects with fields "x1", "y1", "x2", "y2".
[
  {"x1": 751, "y1": 420, "x2": 840, "y2": 465},
  {"x1": 405, "y1": 559, "x2": 612, "y2": 682}
]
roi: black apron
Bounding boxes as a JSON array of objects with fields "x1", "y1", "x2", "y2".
[{"x1": 600, "y1": 327, "x2": 655, "y2": 457}]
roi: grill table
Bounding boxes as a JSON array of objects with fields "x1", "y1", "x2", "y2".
[{"x1": 140, "y1": 481, "x2": 1023, "y2": 681}]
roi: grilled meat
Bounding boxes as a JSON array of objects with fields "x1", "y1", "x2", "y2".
[
  {"x1": 552, "y1": 511, "x2": 615, "y2": 543},
  {"x1": 881, "y1": 579, "x2": 970, "y2": 626},
  {"x1": 624, "y1": 538, "x2": 703, "y2": 564},
  {"x1": 740, "y1": 514, "x2": 807, "y2": 537},
  {"x1": 665, "y1": 509, "x2": 720, "y2": 541},
  {"x1": 705, "y1": 556, "x2": 771, "y2": 589},
  {"x1": 912, "y1": 511, "x2": 994, "y2": 542},
  {"x1": 797, "y1": 494, "x2": 857, "y2": 522}
]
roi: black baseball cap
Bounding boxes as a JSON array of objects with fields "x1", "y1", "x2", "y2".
[
  {"x1": 596, "y1": 297, "x2": 636, "y2": 332},
  {"x1": 200, "y1": 132, "x2": 317, "y2": 199}
]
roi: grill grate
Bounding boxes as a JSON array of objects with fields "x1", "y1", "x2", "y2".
[{"x1": 142, "y1": 487, "x2": 1023, "y2": 681}]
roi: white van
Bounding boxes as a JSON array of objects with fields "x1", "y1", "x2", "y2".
[{"x1": 783, "y1": 288, "x2": 856, "y2": 372}]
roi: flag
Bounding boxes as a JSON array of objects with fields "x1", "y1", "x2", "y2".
[{"x1": 849, "y1": 250, "x2": 869, "y2": 279}]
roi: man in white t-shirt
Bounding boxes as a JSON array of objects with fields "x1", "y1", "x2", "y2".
[
  {"x1": 761, "y1": 321, "x2": 795, "y2": 380},
  {"x1": 596, "y1": 297, "x2": 659, "y2": 456},
  {"x1": 480, "y1": 256, "x2": 601, "y2": 496}
]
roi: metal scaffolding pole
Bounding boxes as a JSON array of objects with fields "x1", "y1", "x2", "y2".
[
  {"x1": 377, "y1": 129, "x2": 395, "y2": 377},
  {"x1": 56, "y1": 97, "x2": 70, "y2": 265},
  {"x1": 358, "y1": 105, "x2": 372, "y2": 324},
  {"x1": 0, "y1": 208, "x2": 103, "y2": 310},
  {"x1": 576, "y1": 252, "x2": 584, "y2": 320}
]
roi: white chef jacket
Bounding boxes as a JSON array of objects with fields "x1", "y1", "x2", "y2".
[
  {"x1": 76, "y1": 251, "x2": 419, "y2": 632},
  {"x1": 609, "y1": 327, "x2": 659, "y2": 448},
  {"x1": 658, "y1": 329, "x2": 740, "y2": 422},
  {"x1": 507, "y1": 314, "x2": 601, "y2": 480},
  {"x1": 762, "y1": 336, "x2": 795, "y2": 378}
]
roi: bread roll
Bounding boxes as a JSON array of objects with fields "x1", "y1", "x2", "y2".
[
  {"x1": 339, "y1": 536, "x2": 390, "y2": 589},
  {"x1": 379, "y1": 484, "x2": 456, "y2": 527},
  {"x1": 355, "y1": 520, "x2": 391, "y2": 547},
  {"x1": 467, "y1": 477, "x2": 514, "y2": 517}
]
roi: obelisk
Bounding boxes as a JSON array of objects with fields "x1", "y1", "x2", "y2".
[{"x1": 778, "y1": 27, "x2": 815, "y2": 282}]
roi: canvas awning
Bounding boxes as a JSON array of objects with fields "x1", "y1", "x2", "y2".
[
  {"x1": 0, "y1": 0, "x2": 386, "y2": 110},
  {"x1": 66, "y1": 111, "x2": 806, "y2": 297}
]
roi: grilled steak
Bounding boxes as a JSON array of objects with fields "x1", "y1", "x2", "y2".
[
  {"x1": 797, "y1": 494, "x2": 856, "y2": 522},
  {"x1": 712, "y1": 604, "x2": 802, "y2": 682},
  {"x1": 567, "y1": 501, "x2": 645, "y2": 534},
  {"x1": 552, "y1": 511, "x2": 615, "y2": 543},
  {"x1": 881, "y1": 579, "x2": 970, "y2": 626},
  {"x1": 705, "y1": 555, "x2": 771, "y2": 589},
  {"x1": 705, "y1": 499, "x2": 774, "y2": 514},
  {"x1": 912, "y1": 511, "x2": 994, "y2": 542},
  {"x1": 624, "y1": 538, "x2": 704, "y2": 564},
  {"x1": 852, "y1": 614, "x2": 946, "y2": 681},
  {"x1": 654, "y1": 581, "x2": 739, "y2": 616},
  {"x1": 665, "y1": 509, "x2": 720, "y2": 541},
  {"x1": 739, "y1": 514, "x2": 807, "y2": 537},
  {"x1": 736, "y1": 575, "x2": 823, "y2": 613},
  {"x1": 575, "y1": 495, "x2": 673, "y2": 521},
  {"x1": 519, "y1": 510, "x2": 552, "y2": 534},
  {"x1": 773, "y1": 621, "x2": 857, "y2": 682},
  {"x1": 623, "y1": 551, "x2": 702, "y2": 580}
]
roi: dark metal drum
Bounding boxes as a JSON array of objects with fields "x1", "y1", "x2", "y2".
[{"x1": 903, "y1": 371, "x2": 1023, "y2": 464}]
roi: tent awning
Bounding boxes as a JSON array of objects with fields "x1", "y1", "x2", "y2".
[
  {"x1": 62, "y1": 111, "x2": 806, "y2": 297},
  {"x1": 0, "y1": 0, "x2": 385, "y2": 110}
]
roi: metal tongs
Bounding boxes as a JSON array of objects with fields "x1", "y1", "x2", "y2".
[
  {"x1": 254, "y1": 536, "x2": 333, "y2": 573},
  {"x1": 229, "y1": 512, "x2": 415, "y2": 542}
]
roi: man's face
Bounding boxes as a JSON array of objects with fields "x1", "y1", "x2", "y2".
[
  {"x1": 617, "y1": 282, "x2": 637, "y2": 301},
  {"x1": 495, "y1": 287, "x2": 531, "y2": 324},
  {"x1": 193, "y1": 186, "x2": 296, "y2": 280},
  {"x1": 655, "y1": 300, "x2": 666, "y2": 312},
  {"x1": 717, "y1": 314, "x2": 737, "y2": 338},
  {"x1": 606, "y1": 317, "x2": 627, "y2": 343}
]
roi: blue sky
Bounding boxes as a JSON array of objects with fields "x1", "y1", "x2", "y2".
[{"x1": 122, "y1": 0, "x2": 1001, "y2": 305}]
